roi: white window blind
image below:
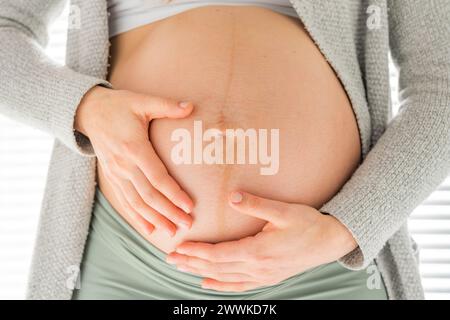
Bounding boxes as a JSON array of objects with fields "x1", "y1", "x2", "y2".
[
  {"x1": 390, "y1": 56, "x2": 450, "y2": 300},
  {"x1": 0, "y1": 4, "x2": 449, "y2": 300}
]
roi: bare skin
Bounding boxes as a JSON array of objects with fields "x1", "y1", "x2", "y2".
[
  {"x1": 76, "y1": 6, "x2": 361, "y2": 291},
  {"x1": 76, "y1": 86, "x2": 195, "y2": 237},
  {"x1": 169, "y1": 191, "x2": 358, "y2": 291}
]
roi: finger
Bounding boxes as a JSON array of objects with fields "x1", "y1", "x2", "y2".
[
  {"x1": 129, "y1": 167, "x2": 193, "y2": 230},
  {"x1": 119, "y1": 179, "x2": 177, "y2": 237},
  {"x1": 134, "y1": 143, "x2": 194, "y2": 214},
  {"x1": 201, "y1": 279, "x2": 263, "y2": 292},
  {"x1": 104, "y1": 169, "x2": 155, "y2": 236},
  {"x1": 139, "y1": 95, "x2": 194, "y2": 120},
  {"x1": 119, "y1": 199, "x2": 155, "y2": 236},
  {"x1": 175, "y1": 237, "x2": 255, "y2": 263},
  {"x1": 166, "y1": 252, "x2": 253, "y2": 276},
  {"x1": 229, "y1": 191, "x2": 287, "y2": 226},
  {"x1": 176, "y1": 264, "x2": 256, "y2": 283}
]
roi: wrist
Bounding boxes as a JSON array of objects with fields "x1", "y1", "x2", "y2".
[
  {"x1": 75, "y1": 85, "x2": 111, "y2": 136},
  {"x1": 323, "y1": 214, "x2": 358, "y2": 257}
]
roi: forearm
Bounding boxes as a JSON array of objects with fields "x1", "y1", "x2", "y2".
[
  {"x1": 319, "y1": 0, "x2": 450, "y2": 270},
  {"x1": 0, "y1": 0, "x2": 112, "y2": 156},
  {"x1": 321, "y1": 100, "x2": 450, "y2": 268}
]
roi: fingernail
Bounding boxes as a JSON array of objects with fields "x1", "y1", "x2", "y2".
[
  {"x1": 230, "y1": 191, "x2": 243, "y2": 204},
  {"x1": 202, "y1": 283, "x2": 211, "y2": 290},
  {"x1": 166, "y1": 256, "x2": 176, "y2": 264},
  {"x1": 175, "y1": 247, "x2": 186, "y2": 254},
  {"x1": 179, "y1": 220, "x2": 191, "y2": 230},
  {"x1": 167, "y1": 229, "x2": 176, "y2": 237},
  {"x1": 179, "y1": 101, "x2": 191, "y2": 109},
  {"x1": 182, "y1": 204, "x2": 192, "y2": 214}
]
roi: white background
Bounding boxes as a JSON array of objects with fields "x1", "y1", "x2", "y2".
[{"x1": 0, "y1": 4, "x2": 449, "y2": 299}]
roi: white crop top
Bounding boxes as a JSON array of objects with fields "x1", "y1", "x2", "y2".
[{"x1": 107, "y1": 0, "x2": 299, "y2": 37}]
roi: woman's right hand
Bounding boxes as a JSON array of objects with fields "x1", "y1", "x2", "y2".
[{"x1": 74, "y1": 86, "x2": 194, "y2": 237}]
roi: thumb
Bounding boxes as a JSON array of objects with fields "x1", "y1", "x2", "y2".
[
  {"x1": 228, "y1": 191, "x2": 288, "y2": 226},
  {"x1": 140, "y1": 95, "x2": 194, "y2": 120}
]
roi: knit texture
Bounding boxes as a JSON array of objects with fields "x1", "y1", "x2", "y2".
[{"x1": 0, "y1": 0, "x2": 449, "y2": 300}]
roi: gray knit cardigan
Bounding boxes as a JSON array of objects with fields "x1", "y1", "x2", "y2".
[{"x1": 0, "y1": 0, "x2": 449, "y2": 300}]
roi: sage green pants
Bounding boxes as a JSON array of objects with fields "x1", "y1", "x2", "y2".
[{"x1": 72, "y1": 188, "x2": 388, "y2": 300}]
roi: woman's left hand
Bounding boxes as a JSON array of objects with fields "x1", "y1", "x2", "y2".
[{"x1": 166, "y1": 191, "x2": 358, "y2": 292}]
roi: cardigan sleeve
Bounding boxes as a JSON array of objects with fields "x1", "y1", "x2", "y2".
[
  {"x1": 0, "y1": 0, "x2": 112, "y2": 156},
  {"x1": 320, "y1": 0, "x2": 450, "y2": 269}
]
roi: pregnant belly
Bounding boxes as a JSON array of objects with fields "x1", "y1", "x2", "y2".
[{"x1": 99, "y1": 6, "x2": 361, "y2": 254}]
